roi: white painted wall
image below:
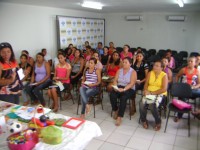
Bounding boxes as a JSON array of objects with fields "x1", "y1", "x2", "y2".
[
  {"x1": 0, "y1": 2, "x2": 103, "y2": 60},
  {"x1": 0, "y1": 2, "x2": 199, "y2": 61},
  {"x1": 104, "y1": 12, "x2": 200, "y2": 52}
]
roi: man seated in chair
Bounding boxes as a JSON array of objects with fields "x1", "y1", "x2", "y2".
[
  {"x1": 80, "y1": 58, "x2": 101, "y2": 119},
  {"x1": 139, "y1": 60, "x2": 168, "y2": 131}
]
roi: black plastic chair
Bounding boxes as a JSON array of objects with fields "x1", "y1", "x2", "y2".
[
  {"x1": 148, "y1": 49, "x2": 157, "y2": 56},
  {"x1": 171, "y1": 50, "x2": 178, "y2": 56},
  {"x1": 116, "y1": 47, "x2": 123, "y2": 53},
  {"x1": 164, "y1": 83, "x2": 192, "y2": 137},
  {"x1": 179, "y1": 51, "x2": 188, "y2": 60}
]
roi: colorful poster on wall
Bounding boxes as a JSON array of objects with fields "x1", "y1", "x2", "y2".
[{"x1": 57, "y1": 16, "x2": 105, "y2": 50}]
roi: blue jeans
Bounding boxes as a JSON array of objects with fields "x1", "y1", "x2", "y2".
[
  {"x1": 26, "y1": 79, "x2": 51, "y2": 105},
  {"x1": 80, "y1": 86, "x2": 99, "y2": 114},
  {"x1": 0, "y1": 94, "x2": 19, "y2": 104},
  {"x1": 22, "y1": 81, "x2": 30, "y2": 102},
  {"x1": 139, "y1": 101, "x2": 161, "y2": 124}
]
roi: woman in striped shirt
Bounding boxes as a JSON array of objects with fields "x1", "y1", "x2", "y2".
[{"x1": 80, "y1": 57, "x2": 101, "y2": 119}]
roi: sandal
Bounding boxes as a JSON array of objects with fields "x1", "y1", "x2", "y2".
[
  {"x1": 154, "y1": 124, "x2": 161, "y2": 131},
  {"x1": 115, "y1": 117, "x2": 122, "y2": 126},
  {"x1": 174, "y1": 117, "x2": 180, "y2": 122},
  {"x1": 142, "y1": 121, "x2": 148, "y2": 129},
  {"x1": 23, "y1": 101, "x2": 30, "y2": 106}
]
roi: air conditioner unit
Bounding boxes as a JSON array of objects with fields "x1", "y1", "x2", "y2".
[
  {"x1": 125, "y1": 16, "x2": 142, "y2": 21},
  {"x1": 168, "y1": 15, "x2": 185, "y2": 21}
]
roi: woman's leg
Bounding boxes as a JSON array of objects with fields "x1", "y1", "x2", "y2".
[
  {"x1": 149, "y1": 103, "x2": 161, "y2": 124},
  {"x1": 139, "y1": 100, "x2": 148, "y2": 123},
  {"x1": 51, "y1": 87, "x2": 59, "y2": 112},
  {"x1": 80, "y1": 86, "x2": 88, "y2": 115},
  {"x1": 25, "y1": 85, "x2": 37, "y2": 103}
]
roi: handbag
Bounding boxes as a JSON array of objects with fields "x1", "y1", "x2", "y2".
[
  {"x1": 142, "y1": 94, "x2": 163, "y2": 107},
  {"x1": 172, "y1": 99, "x2": 192, "y2": 110}
]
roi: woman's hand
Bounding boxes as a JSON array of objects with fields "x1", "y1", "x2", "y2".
[
  {"x1": 136, "y1": 80, "x2": 141, "y2": 84},
  {"x1": 143, "y1": 90, "x2": 151, "y2": 96},
  {"x1": 118, "y1": 88, "x2": 124, "y2": 93},
  {"x1": 71, "y1": 76, "x2": 75, "y2": 79}
]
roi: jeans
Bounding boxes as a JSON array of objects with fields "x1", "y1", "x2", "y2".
[
  {"x1": 80, "y1": 86, "x2": 99, "y2": 114},
  {"x1": 22, "y1": 81, "x2": 30, "y2": 102},
  {"x1": 26, "y1": 79, "x2": 51, "y2": 104},
  {"x1": 139, "y1": 100, "x2": 161, "y2": 124},
  {"x1": 110, "y1": 86, "x2": 135, "y2": 117},
  {"x1": 0, "y1": 94, "x2": 19, "y2": 104}
]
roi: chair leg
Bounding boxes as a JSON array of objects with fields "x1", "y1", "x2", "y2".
[
  {"x1": 93, "y1": 102, "x2": 96, "y2": 118},
  {"x1": 164, "y1": 110, "x2": 171, "y2": 133},
  {"x1": 76, "y1": 94, "x2": 80, "y2": 115},
  {"x1": 188, "y1": 112, "x2": 190, "y2": 137},
  {"x1": 129, "y1": 99, "x2": 131, "y2": 120}
]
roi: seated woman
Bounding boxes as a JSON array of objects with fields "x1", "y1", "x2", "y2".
[
  {"x1": 101, "y1": 46, "x2": 110, "y2": 72},
  {"x1": 131, "y1": 52, "x2": 149, "y2": 115},
  {"x1": 110, "y1": 57, "x2": 136, "y2": 126},
  {"x1": 106, "y1": 51, "x2": 121, "y2": 92},
  {"x1": 120, "y1": 44, "x2": 133, "y2": 60},
  {"x1": 108, "y1": 42, "x2": 116, "y2": 55},
  {"x1": 85, "y1": 52, "x2": 103, "y2": 72},
  {"x1": 0, "y1": 42, "x2": 22, "y2": 104},
  {"x1": 139, "y1": 60, "x2": 168, "y2": 131},
  {"x1": 71, "y1": 49, "x2": 84, "y2": 86},
  {"x1": 26, "y1": 52, "x2": 51, "y2": 106},
  {"x1": 162, "y1": 57, "x2": 173, "y2": 88},
  {"x1": 19, "y1": 54, "x2": 32, "y2": 106},
  {"x1": 48, "y1": 52, "x2": 71, "y2": 112},
  {"x1": 21, "y1": 50, "x2": 34, "y2": 67},
  {"x1": 80, "y1": 58, "x2": 101, "y2": 119},
  {"x1": 175, "y1": 56, "x2": 200, "y2": 122},
  {"x1": 165, "y1": 49, "x2": 175, "y2": 69}
]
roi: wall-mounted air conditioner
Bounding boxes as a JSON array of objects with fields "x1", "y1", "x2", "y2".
[
  {"x1": 167, "y1": 15, "x2": 185, "y2": 21},
  {"x1": 125, "y1": 16, "x2": 142, "y2": 21}
]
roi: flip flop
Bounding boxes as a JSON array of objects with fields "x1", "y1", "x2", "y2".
[{"x1": 86, "y1": 104, "x2": 92, "y2": 115}]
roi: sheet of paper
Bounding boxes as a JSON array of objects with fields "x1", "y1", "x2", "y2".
[
  {"x1": 55, "y1": 81, "x2": 64, "y2": 91},
  {"x1": 112, "y1": 85, "x2": 119, "y2": 90},
  {"x1": 66, "y1": 119, "x2": 82, "y2": 127},
  {"x1": 17, "y1": 68, "x2": 25, "y2": 80},
  {"x1": 102, "y1": 76, "x2": 109, "y2": 80},
  {"x1": 30, "y1": 83, "x2": 37, "y2": 86},
  {"x1": 84, "y1": 81, "x2": 93, "y2": 85}
]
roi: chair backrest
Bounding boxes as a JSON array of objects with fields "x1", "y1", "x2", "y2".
[
  {"x1": 171, "y1": 83, "x2": 192, "y2": 98},
  {"x1": 190, "y1": 52, "x2": 199, "y2": 57},
  {"x1": 116, "y1": 47, "x2": 123, "y2": 53},
  {"x1": 179, "y1": 51, "x2": 188, "y2": 58}
]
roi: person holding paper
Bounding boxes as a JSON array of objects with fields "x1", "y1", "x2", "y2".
[
  {"x1": 26, "y1": 52, "x2": 51, "y2": 106},
  {"x1": 0, "y1": 42, "x2": 22, "y2": 104},
  {"x1": 80, "y1": 57, "x2": 101, "y2": 119},
  {"x1": 48, "y1": 52, "x2": 71, "y2": 112},
  {"x1": 110, "y1": 57, "x2": 136, "y2": 126},
  {"x1": 139, "y1": 60, "x2": 168, "y2": 131},
  {"x1": 19, "y1": 54, "x2": 32, "y2": 106}
]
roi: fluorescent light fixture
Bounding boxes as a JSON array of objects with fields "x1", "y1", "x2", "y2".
[
  {"x1": 81, "y1": 1, "x2": 103, "y2": 10},
  {"x1": 177, "y1": 0, "x2": 184, "y2": 7}
]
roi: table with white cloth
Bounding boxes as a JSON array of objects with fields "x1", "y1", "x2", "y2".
[{"x1": 0, "y1": 101, "x2": 102, "y2": 150}]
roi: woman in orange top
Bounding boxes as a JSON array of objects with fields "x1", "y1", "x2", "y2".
[
  {"x1": 106, "y1": 51, "x2": 121, "y2": 92},
  {"x1": 0, "y1": 42, "x2": 22, "y2": 104},
  {"x1": 108, "y1": 42, "x2": 116, "y2": 55}
]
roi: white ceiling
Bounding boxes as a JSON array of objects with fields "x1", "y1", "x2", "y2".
[{"x1": 0, "y1": 0, "x2": 200, "y2": 13}]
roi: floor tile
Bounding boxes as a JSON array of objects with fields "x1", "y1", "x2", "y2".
[
  {"x1": 114, "y1": 124, "x2": 137, "y2": 136},
  {"x1": 149, "y1": 141, "x2": 173, "y2": 150},
  {"x1": 174, "y1": 136, "x2": 197, "y2": 150},
  {"x1": 153, "y1": 132, "x2": 176, "y2": 145},
  {"x1": 106, "y1": 132, "x2": 131, "y2": 146},
  {"x1": 98, "y1": 142, "x2": 124, "y2": 150},
  {"x1": 85, "y1": 139, "x2": 104, "y2": 150},
  {"x1": 126, "y1": 137, "x2": 151, "y2": 150},
  {"x1": 133, "y1": 127, "x2": 156, "y2": 140}
]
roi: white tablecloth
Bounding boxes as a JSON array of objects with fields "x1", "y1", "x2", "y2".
[{"x1": 0, "y1": 108, "x2": 102, "y2": 150}]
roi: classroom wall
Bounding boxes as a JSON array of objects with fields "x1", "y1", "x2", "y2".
[
  {"x1": 104, "y1": 12, "x2": 200, "y2": 52},
  {"x1": 0, "y1": 2, "x2": 199, "y2": 60},
  {"x1": 0, "y1": 2, "x2": 103, "y2": 60}
]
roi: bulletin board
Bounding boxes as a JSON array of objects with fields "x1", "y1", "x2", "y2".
[{"x1": 56, "y1": 15, "x2": 105, "y2": 50}]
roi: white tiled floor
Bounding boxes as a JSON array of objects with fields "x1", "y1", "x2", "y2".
[{"x1": 23, "y1": 90, "x2": 199, "y2": 150}]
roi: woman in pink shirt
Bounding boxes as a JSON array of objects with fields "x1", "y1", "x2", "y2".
[
  {"x1": 165, "y1": 49, "x2": 175, "y2": 69},
  {"x1": 48, "y1": 52, "x2": 71, "y2": 112},
  {"x1": 120, "y1": 44, "x2": 133, "y2": 60}
]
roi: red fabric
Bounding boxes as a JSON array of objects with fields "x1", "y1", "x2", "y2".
[{"x1": 107, "y1": 65, "x2": 120, "y2": 77}]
